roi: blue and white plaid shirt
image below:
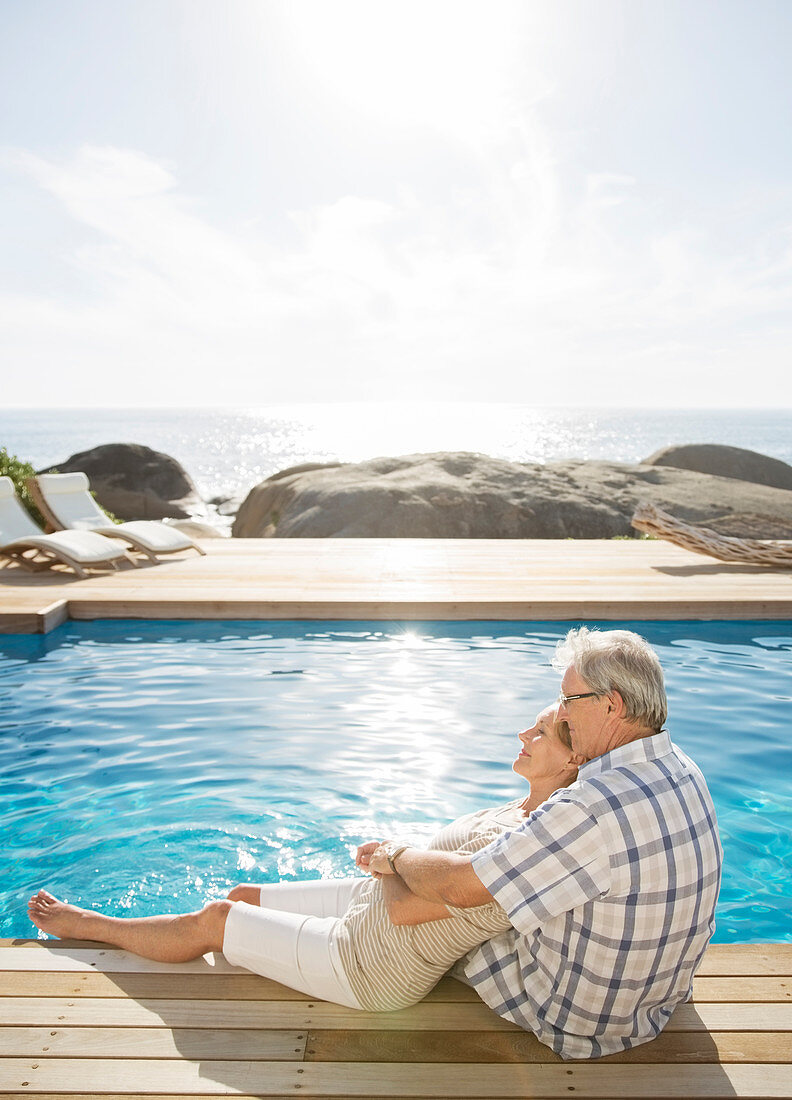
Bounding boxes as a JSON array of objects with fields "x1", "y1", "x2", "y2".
[{"x1": 463, "y1": 731, "x2": 722, "y2": 1060}]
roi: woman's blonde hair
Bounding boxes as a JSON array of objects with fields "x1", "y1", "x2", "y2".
[{"x1": 553, "y1": 714, "x2": 578, "y2": 786}]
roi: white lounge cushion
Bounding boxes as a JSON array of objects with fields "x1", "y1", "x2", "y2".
[
  {"x1": 0, "y1": 476, "x2": 44, "y2": 542},
  {"x1": 35, "y1": 472, "x2": 108, "y2": 529},
  {"x1": 34, "y1": 472, "x2": 203, "y2": 556},
  {"x1": 0, "y1": 477, "x2": 127, "y2": 566},
  {"x1": 93, "y1": 520, "x2": 196, "y2": 553},
  {"x1": 4, "y1": 528, "x2": 129, "y2": 564}
]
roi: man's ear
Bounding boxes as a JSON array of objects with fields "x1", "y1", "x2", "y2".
[{"x1": 607, "y1": 690, "x2": 625, "y2": 716}]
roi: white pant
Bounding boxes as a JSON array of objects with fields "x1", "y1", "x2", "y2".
[{"x1": 222, "y1": 878, "x2": 367, "y2": 1009}]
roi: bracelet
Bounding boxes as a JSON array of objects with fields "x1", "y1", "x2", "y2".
[{"x1": 386, "y1": 844, "x2": 410, "y2": 874}]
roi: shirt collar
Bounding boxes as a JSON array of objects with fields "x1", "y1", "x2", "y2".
[{"x1": 578, "y1": 729, "x2": 673, "y2": 779}]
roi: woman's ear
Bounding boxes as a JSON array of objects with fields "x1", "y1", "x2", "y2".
[{"x1": 569, "y1": 752, "x2": 587, "y2": 768}]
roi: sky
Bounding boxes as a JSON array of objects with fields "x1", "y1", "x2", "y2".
[{"x1": 1, "y1": 0, "x2": 792, "y2": 408}]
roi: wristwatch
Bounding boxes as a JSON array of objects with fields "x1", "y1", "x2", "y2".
[{"x1": 385, "y1": 843, "x2": 410, "y2": 873}]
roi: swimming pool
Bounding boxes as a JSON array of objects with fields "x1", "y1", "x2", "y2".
[{"x1": 2, "y1": 620, "x2": 791, "y2": 943}]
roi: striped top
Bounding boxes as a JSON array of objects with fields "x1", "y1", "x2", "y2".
[
  {"x1": 335, "y1": 802, "x2": 517, "y2": 1011},
  {"x1": 464, "y1": 732, "x2": 723, "y2": 1060}
]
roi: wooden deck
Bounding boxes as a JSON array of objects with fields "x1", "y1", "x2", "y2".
[
  {"x1": 1, "y1": 939, "x2": 790, "y2": 1097},
  {"x1": 3, "y1": 541, "x2": 791, "y2": 1095},
  {"x1": 2, "y1": 539, "x2": 792, "y2": 633}
]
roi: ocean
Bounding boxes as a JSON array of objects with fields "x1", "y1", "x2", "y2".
[{"x1": 1, "y1": 404, "x2": 791, "y2": 506}]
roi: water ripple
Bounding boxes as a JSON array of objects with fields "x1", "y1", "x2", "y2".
[{"x1": 2, "y1": 619, "x2": 791, "y2": 942}]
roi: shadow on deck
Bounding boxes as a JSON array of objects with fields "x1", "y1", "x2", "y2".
[{"x1": 1, "y1": 940, "x2": 790, "y2": 1097}]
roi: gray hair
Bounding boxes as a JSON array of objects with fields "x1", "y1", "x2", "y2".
[{"x1": 552, "y1": 627, "x2": 667, "y2": 732}]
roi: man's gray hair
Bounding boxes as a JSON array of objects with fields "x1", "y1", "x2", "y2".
[{"x1": 552, "y1": 627, "x2": 667, "y2": 732}]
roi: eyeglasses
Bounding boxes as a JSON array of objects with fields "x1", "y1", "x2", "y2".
[{"x1": 558, "y1": 691, "x2": 600, "y2": 706}]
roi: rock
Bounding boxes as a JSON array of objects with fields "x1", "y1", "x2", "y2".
[
  {"x1": 213, "y1": 495, "x2": 245, "y2": 517},
  {"x1": 643, "y1": 443, "x2": 792, "y2": 491},
  {"x1": 266, "y1": 461, "x2": 344, "y2": 483},
  {"x1": 39, "y1": 443, "x2": 204, "y2": 521},
  {"x1": 232, "y1": 451, "x2": 792, "y2": 539},
  {"x1": 698, "y1": 512, "x2": 792, "y2": 539}
]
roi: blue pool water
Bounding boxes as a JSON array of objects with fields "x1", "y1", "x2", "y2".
[{"x1": 1, "y1": 620, "x2": 791, "y2": 943}]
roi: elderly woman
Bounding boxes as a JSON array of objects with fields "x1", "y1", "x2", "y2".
[{"x1": 28, "y1": 704, "x2": 583, "y2": 1012}]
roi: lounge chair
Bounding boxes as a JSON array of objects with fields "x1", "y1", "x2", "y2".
[
  {"x1": 631, "y1": 502, "x2": 792, "y2": 567},
  {"x1": 29, "y1": 473, "x2": 207, "y2": 563},
  {"x1": 0, "y1": 476, "x2": 130, "y2": 578}
]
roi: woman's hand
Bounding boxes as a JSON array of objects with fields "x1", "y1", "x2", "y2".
[{"x1": 355, "y1": 841, "x2": 385, "y2": 874}]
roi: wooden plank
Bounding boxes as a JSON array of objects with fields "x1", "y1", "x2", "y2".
[
  {"x1": 0, "y1": 947, "x2": 241, "y2": 974},
  {"x1": 0, "y1": 939, "x2": 118, "y2": 949},
  {"x1": 2, "y1": 997, "x2": 792, "y2": 1031},
  {"x1": 0, "y1": 1096, "x2": 299, "y2": 1100},
  {"x1": 5, "y1": 941, "x2": 792, "y2": 979},
  {"x1": 696, "y1": 944, "x2": 792, "y2": 977},
  {"x1": 0, "y1": 1027, "x2": 306, "y2": 1060},
  {"x1": 0, "y1": 998, "x2": 507, "y2": 1031},
  {"x1": 2, "y1": 969, "x2": 789, "y2": 1004},
  {"x1": 690, "y1": 977, "x2": 792, "y2": 1001},
  {"x1": 1, "y1": 1059, "x2": 791, "y2": 1097},
  {"x1": 4, "y1": 538, "x2": 792, "y2": 632},
  {"x1": 0, "y1": 1026, "x2": 273, "y2": 1062},
  {"x1": 3, "y1": 968, "x2": 789, "y2": 1004},
  {"x1": 0, "y1": 971, "x2": 310, "y2": 1000},
  {"x1": 38, "y1": 598, "x2": 68, "y2": 633},
  {"x1": 303, "y1": 1028, "x2": 792, "y2": 1064},
  {"x1": 0, "y1": 611, "x2": 41, "y2": 634},
  {"x1": 57, "y1": 596, "x2": 792, "y2": 621},
  {"x1": 5, "y1": 940, "x2": 791, "y2": 967},
  {"x1": 0, "y1": 971, "x2": 478, "y2": 1001}
]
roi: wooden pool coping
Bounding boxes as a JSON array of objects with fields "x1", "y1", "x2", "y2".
[{"x1": 2, "y1": 538, "x2": 792, "y2": 633}]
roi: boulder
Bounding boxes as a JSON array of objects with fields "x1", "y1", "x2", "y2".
[
  {"x1": 643, "y1": 443, "x2": 792, "y2": 491},
  {"x1": 39, "y1": 443, "x2": 204, "y2": 521},
  {"x1": 231, "y1": 451, "x2": 792, "y2": 539}
]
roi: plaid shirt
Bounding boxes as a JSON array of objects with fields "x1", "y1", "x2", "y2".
[{"x1": 463, "y1": 731, "x2": 722, "y2": 1060}]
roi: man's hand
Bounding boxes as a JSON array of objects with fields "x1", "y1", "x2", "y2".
[
  {"x1": 368, "y1": 843, "x2": 398, "y2": 876},
  {"x1": 376, "y1": 847, "x2": 495, "y2": 908}
]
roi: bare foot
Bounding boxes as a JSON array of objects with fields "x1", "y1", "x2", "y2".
[{"x1": 27, "y1": 889, "x2": 98, "y2": 940}]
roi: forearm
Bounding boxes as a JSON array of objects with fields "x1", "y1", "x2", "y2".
[
  {"x1": 380, "y1": 873, "x2": 452, "y2": 925},
  {"x1": 391, "y1": 848, "x2": 491, "y2": 909}
]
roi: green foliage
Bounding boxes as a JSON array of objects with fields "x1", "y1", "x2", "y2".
[
  {"x1": 0, "y1": 447, "x2": 46, "y2": 527},
  {"x1": 0, "y1": 447, "x2": 121, "y2": 526}
]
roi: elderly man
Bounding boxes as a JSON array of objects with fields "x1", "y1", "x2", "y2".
[{"x1": 369, "y1": 627, "x2": 723, "y2": 1060}]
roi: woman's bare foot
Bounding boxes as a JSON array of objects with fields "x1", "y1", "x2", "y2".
[
  {"x1": 28, "y1": 889, "x2": 98, "y2": 939},
  {"x1": 27, "y1": 887, "x2": 232, "y2": 961}
]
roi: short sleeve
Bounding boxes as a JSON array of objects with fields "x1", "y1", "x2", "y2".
[{"x1": 470, "y1": 798, "x2": 611, "y2": 936}]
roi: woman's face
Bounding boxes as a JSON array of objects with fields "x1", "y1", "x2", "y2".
[{"x1": 513, "y1": 704, "x2": 575, "y2": 784}]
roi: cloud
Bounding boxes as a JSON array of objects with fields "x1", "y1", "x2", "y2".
[{"x1": 2, "y1": 139, "x2": 792, "y2": 405}]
